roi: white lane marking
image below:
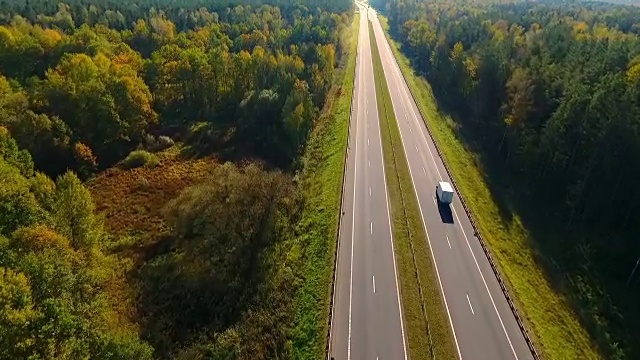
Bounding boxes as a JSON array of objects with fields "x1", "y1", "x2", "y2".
[
  {"x1": 422, "y1": 166, "x2": 426, "y2": 174},
  {"x1": 373, "y1": 276, "x2": 376, "y2": 293},
  {"x1": 446, "y1": 235, "x2": 452, "y2": 249},
  {"x1": 370, "y1": 26, "x2": 408, "y2": 360},
  {"x1": 453, "y1": 207, "x2": 519, "y2": 357},
  {"x1": 432, "y1": 196, "x2": 437, "y2": 206},
  {"x1": 369, "y1": 159, "x2": 370, "y2": 167},
  {"x1": 370, "y1": 222, "x2": 373, "y2": 235},
  {"x1": 371, "y1": 19, "x2": 462, "y2": 359},
  {"x1": 467, "y1": 293, "x2": 475, "y2": 315},
  {"x1": 369, "y1": 187, "x2": 372, "y2": 197},
  {"x1": 347, "y1": 15, "x2": 366, "y2": 360},
  {"x1": 368, "y1": 138, "x2": 370, "y2": 145},
  {"x1": 373, "y1": 15, "x2": 519, "y2": 359}
]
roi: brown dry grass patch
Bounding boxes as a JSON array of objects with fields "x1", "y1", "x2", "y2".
[{"x1": 89, "y1": 146, "x2": 218, "y2": 250}]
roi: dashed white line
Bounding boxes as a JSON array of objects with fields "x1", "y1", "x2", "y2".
[
  {"x1": 453, "y1": 207, "x2": 519, "y2": 357},
  {"x1": 368, "y1": 138, "x2": 370, "y2": 145},
  {"x1": 370, "y1": 222, "x2": 373, "y2": 234},
  {"x1": 422, "y1": 166, "x2": 426, "y2": 175},
  {"x1": 446, "y1": 235, "x2": 452, "y2": 249},
  {"x1": 347, "y1": 18, "x2": 365, "y2": 359},
  {"x1": 432, "y1": 196, "x2": 437, "y2": 206},
  {"x1": 369, "y1": 187, "x2": 372, "y2": 197},
  {"x1": 467, "y1": 293, "x2": 475, "y2": 315},
  {"x1": 373, "y1": 276, "x2": 376, "y2": 293},
  {"x1": 368, "y1": 159, "x2": 370, "y2": 167}
]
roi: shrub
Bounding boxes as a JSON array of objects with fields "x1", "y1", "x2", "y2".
[
  {"x1": 135, "y1": 176, "x2": 151, "y2": 190},
  {"x1": 157, "y1": 136, "x2": 175, "y2": 150},
  {"x1": 123, "y1": 150, "x2": 159, "y2": 169},
  {"x1": 144, "y1": 135, "x2": 175, "y2": 152},
  {"x1": 144, "y1": 134, "x2": 156, "y2": 149}
]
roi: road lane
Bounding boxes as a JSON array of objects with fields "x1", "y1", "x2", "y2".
[
  {"x1": 329, "y1": 5, "x2": 407, "y2": 360},
  {"x1": 368, "y1": 7, "x2": 535, "y2": 360}
]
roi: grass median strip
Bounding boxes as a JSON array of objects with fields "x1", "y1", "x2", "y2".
[
  {"x1": 291, "y1": 13, "x2": 359, "y2": 360},
  {"x1": 378, "y1": 15, "x2": 598, "y2": 360},
  {"x1": 369, "y1": 20, "x2": 457, "y2": 360}
]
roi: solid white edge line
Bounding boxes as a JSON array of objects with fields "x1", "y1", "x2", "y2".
[
  {"x1": 453, "y1": 208, "x2": 519, "y2": 358},
  {"x1": 467, "y1": 293, "x2": 475, "y2": 315},
  {"x1": 370, "y1": 17, "x2": 463, "y2": 360},
  {"x1": 330, "y1": 8, "x2": 356, "y2": 356},
  {"x1": 370, "y1": 19, "x2": 409, "y2": 360},
  {"x1": 373, "y1": 275, "x2": 376, "y2": 293},
  {"x1": 374, "y1": 14, "x2": 519, "y2": 359}
]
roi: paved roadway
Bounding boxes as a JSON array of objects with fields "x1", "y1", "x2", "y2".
[
  {"x1": 329, "y1": 4, "x2": 407, "y2": 360},
  {"x1": 368, "y1": 6, "x2": 536, "y2": 360}
]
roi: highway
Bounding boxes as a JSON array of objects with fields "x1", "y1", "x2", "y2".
[
  {"x1": 328, "y1": 4, "x2": 407, "y2": 360},
  {"x1": 368, "y1": 5, "x2": 536, "y2": 360}
]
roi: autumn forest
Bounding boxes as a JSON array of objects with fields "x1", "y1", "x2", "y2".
[
  {"x1": 3, "y1": 0, "x2": 640, "y2": 359},
  {"x1": 0, "y1": 0, "x2": 354, "y2": 358}
]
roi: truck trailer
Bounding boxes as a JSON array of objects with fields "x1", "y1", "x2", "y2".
[{"x1": 436, "y1": 181, "x2": 454, "y2": 205}]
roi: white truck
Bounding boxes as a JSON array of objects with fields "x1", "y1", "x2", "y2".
[{"x1": 436, "y1": 181, "x2": 454, "y2": 205}]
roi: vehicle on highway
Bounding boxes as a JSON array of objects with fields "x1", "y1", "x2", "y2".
[{"x1": 436, "y1": 181, "x2": 454, "y2": 204}]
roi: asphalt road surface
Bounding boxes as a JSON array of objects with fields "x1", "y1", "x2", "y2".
[
  {"x1": 368, "y1": 6, "x2": 536, "y2": 360},
  {"x1": 328, "y1": 4, "x2": 408, "y2": 360}
]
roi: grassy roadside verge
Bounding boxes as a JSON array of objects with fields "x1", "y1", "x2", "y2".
[
  {"x1": 377, "y1": 15, "x2": 599, "y2": 360},
  {"x1": 291, "y1": 13, "x2": 359, "y2": 360},
  {"x1": 369, "y1": 20, "x2": 457, "y2": 360}
]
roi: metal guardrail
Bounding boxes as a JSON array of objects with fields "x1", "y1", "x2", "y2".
[
  {"x1": 377, "y1": 22, "x2": 543, "y2": 360},
  {"x1": 325, "y1": 10, "x2": 359, "y2": 360}
]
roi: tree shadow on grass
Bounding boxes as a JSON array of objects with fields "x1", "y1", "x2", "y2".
[
  {"x1": 513, "y1": 197, "x2": 640, "y2": 360},
  {"x1": 134, "y1": 232, "x2": 264, "y2": 358},
  {"x1": 177, "y1": 122, "x2": 295, "y2": 171},
  {"x1": 444, "y1": 119, "x2": 517, "y2": 225}
]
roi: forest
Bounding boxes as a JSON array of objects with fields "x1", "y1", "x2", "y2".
[
  {"x1": 373, "y1": 0, "x2": 640, "y2": 358},
  {"x1": 0, "y1": 0, "x2": 353, "y2": 358}
]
